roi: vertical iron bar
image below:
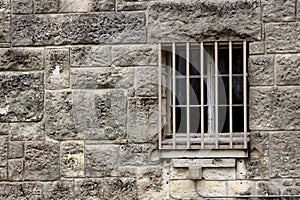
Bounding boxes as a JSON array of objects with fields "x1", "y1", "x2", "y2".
[
  {"x1": 172, "y1": 43, "x2": 176, "y2": 149},
  {"x1": 229, "y1": 41, "x2": 233, "y2": 148},
  {"x1": 186, "y1": 43, "x2": 190, "y2": 149},
  {"x1": 158, "y1": 44, "x2": 162, "y2": 149},
  {"x1": 243, "y1": 40, "x2": 247, "y2": 148},
  {"x1": 200, "y1": 42, "x2": 204, "y2": 149},
  {"x1": 214, "y1": 41, "x2": 219, "y2": 149}
]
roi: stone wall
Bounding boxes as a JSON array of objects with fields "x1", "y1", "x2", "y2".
[{"x1": 0, "y1": 0, "x2": 299, "y2": 199}]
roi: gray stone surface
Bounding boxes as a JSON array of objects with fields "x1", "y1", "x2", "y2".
[
  {"x1": 249, "y1": 131, "x2": 269, "y2": 157},
  {"x1": 0, "y1": 182, "x2": 43, "y2": 199},
  {"x1": 128, "y1": 98, "x2": 159, "y2": 143},
  {"x1": 0, "y1": 1, "x2": 10, "y2": 43},
  {"x1": 202, "y1": 168, "x2": 236, "y2": 180},
  {"x1": 61, "y1": 141, "x2": 84, "y2": 177},
  {"x1": 262, "y1": 0, "x2": 296, "y2": 22},
  {"x1": 0, "y1": 48, "x2": 44, "y2": 71},
  {"x1": 85, "y1": 145, "x2": 119, "y2": 177},
  {"x1": 0, "y1": 167, "x2": 7, "y2": 180},
  {"x1": 135, "y1": 66, "x2": 158, "y2": 96},
  {"x1": 270, "y1": 132, "x2": 300, "y2": 178},
  {"x1": 71, "y1": 67, "x2": 134, "y2": 89},
  {"x1": 248, "y1": 55, "x2": 274, "y2": 86},
  {"x1": 298, "y1": 0, "x2": 300, "y2": 21},
  {"x1": 58, "y1": 0, "x2": 91, "y2": 12},
  {"x1": 148, "y1": 0, "x2": 261, "y2": 42},
  {"x1": 0, "y1": 136, "x2": 7, "y2": 167},
  {"x1": 117, "y1": 2, "x2": 148, "y2": 11},
  {"x1": 90, "y1": 0, "x2": 115, "y2": 11},
  {"x1": 11, "y1": 0, "x2": 32, "y2": 14},
  {"x1": 34, "y1": 0, "x2": 59, "y2": 13},
  {"x1": 10, "y1": 122, "x2": 44, "y2": 141},
  {"x1": 256, "y1": 181, "x2": 280, "y2": 195},
  {"x1": 275, "y1": 54, "x2": 300, "y2": 85},
  {"x1": 250, "y1": 87, "x2": 300, "y2": 130},
  {"x1": 265, "y1": 22, "x2": 300, "y2": 53},
  {"x1": 44, "y1": 181, "x2": 75, "y2": 200},
  {"x1": 24, "y1": 141, "x2": 60, "y2": 180},
  {"x1": 75, "y1": 179, "x2": 103, "y2": 199},
  {"x1": 45, "y1": 48, "x2": 70, "y2": 89},
  {"x1": 8, "y1": 159, "x2": 23, "y2": 181},
  {"x1": 12, "y1": 13, "x2": 146, "y2": 46},
  {"x1": 249, "y1": 42, "x2": 264, "y2": 55},
  {"x1": 0, "y1": 123, "x2": 9, "y2": 135},
  {"x1": 0, "y1": 72, "x2": 44, "y2": 122},
  {"x1": 8, "y1": 141, "x2": 23, "y2": 159},
  {"x1": 112, "y1": 45, "x2": 158, "y2": 66},
  {"x1": 244, "y1": 157, "x2": 269, "y2": 179},
  {"x1": 103, "y1": 177, "x2": 137, "y2": 199},
  {"x1": 70, "y1": 46, "x2": 111, "y2": 67}
]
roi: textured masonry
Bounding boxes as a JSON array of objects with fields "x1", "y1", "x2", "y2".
[{"x1": 0, "y1": 0, "x2": 299, "y2": 199}]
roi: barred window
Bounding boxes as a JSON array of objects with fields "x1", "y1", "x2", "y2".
[{"x1": 158, "y1": 41, "x2": 249, "y2": 150}]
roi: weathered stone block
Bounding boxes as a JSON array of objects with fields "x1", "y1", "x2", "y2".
[
  {"x1": 172, "y1": 158, "x2": 236, "y2": 168},
  {"x1": 10, "y1": 122, "x2": 44, "y2": 141},
  {"x1": 203, "y1": 168, "x2": 236, "y2": 180},
  {"x1": 256, "y1": 181, "x2": 281, "y2": 195},
  {"x1": 34, "y1": 0, "x2": 59, "y2": 13},
  {"x1": 249, "y1": 42, "x2": 265, "y2": 55},
  {"x1": 0, "y1": 167, "x2": 7, "y2": 180},
  {"x1": 275, "y1": 54, "x2": 300, "y2": 85},
  {"x1": 74, "y1": 179, "x2": 103, "y2": 199},
  {"x1": 45, "y1": 48, "x2": 70, "y2": 89},
  {"x1": 265, "y1": 22, "x2": 300, "y2": 53},
  {"x1": 0, "y1": 1, "x2": 10, "y2": 43},
  {"x1": 85, "y1": 145, "x2": 119, "y2": 177},
  {"x1": 197, "y1": 181, "x2": 227, "y2": 196},
  {"x1": 24, "y1": 141, "x2": 60, "y2": 180},
  {"x1": 117, "y1": 2, "x2": 148, "y2": 11},
  {"x1": 170, "y1": 180, "x2": 199, "y2": 199},
  {"x1": 71, "y1": 67, "x2": 134, "y2": 89},
  {"x1": 0, "y1": 183, "x2": 43, "y2": 199},
  {"x1": 103, "y1": 178, "x2": 137, "y2": 199},
  {"x1": 61, "y1": 141, "x2": 84, "y2": 177},
  {"x1": 119, "y1": 166, "x2": 136, "y2": 177},
  {"x1": 0, "y1": 72, "x2": 44, "y2": 122},
  {"x1": 119, "y1": 143, "x2": 157, "y2": 166},
  {"x1": 59, "y1": 0, "x2": 91, "y2": 12},
  {"x1": 0, "y1": 136, "x2": 7, "y2": 167},
  {"x1": 0, "y1": 123, "x2": 9, "y2": 135},
  {"x1": 8, "y1": 159, "x2": 23, "y2": 181},
  {"x1": 90, "y1": 0, "x2": 115, "y2": 11},
  {"x1": 250, "y1": 87, "x2": 300, "y2": 130},
  {"x1": 70, "y1": 46, "x2": 111, "y2": 67},
  {"x1": 283, "y1": 187, "x2": 300, "y2": 195},
  {"x1": 112, "y1": 45, "x2": 157, "y2": 66},
  {"x1": 148, "y1": 0, "x2": 261, "y2": 42},
  {"x1": 128, "y1": 98, "x2": 158, "y2": 143},
  {"x1": 262, "y1": 0, "x2": 296, "y2": 22},
  {"x1": 227, "y1": 181, "x2": 255, "y2": 195},
  {"x1": 0, "y1": 48, "x2": 44, "y2": 71},
  {"x1": 237, "y1": 157, "x2": 269, "y2": 180},
  {"x1": 8, "y1": 141, "x2": 23, "y2": 159},
  {"x1": 248, "y1": 55, "x2": 274, "y2": 86},
  {"x1": 44, "y1": 181, "x2": 75, "y2": 200},
  {"x1": 12, "y1": 13, "x2": 146, "y2": 46},
  {"x1": 298, "y1": 0, "x2": 300, "y2": 21},
  {"x1": 11, "y1": 0, "x2": 32, "y2": 14},
  {"x1": 135, "y1": 66, "x2": 158, "y2": 96},
  {"x1": 270, "y1": 132, "x2": 300, "y2": 178},
  {"x1": 170, "y1": 167, "x2": 188, "y2": 180},
  {"x1": 249, "y1": 131, "x2": 269, "y2": 157}
]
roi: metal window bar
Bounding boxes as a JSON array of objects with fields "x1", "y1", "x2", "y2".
[
  {"x1": 172, "y1": 43, "x2": 176, "y2": 149},
  {"x1": 243, "y1": 41, "x2": 248, "y2": 148},
  {"x1": 158, "y1": 43, "x2": 162, "y2": 149},
  {"x1": 214, "y1": 41, "x2": 219, "y2": 148},
  {"x1": 229, "y1": 41, "x2": 233, "y2": 148},
  {"x1": 200, "y1": 42, "x2": 205, "y2": 149},
  {"x1": 186, "y1": 43, "x2": 191, "y2": 149}
]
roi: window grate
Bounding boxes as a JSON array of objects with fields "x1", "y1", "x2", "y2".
[{"x1": 158, "y1": 41, "x2": 249, "y2": 150}]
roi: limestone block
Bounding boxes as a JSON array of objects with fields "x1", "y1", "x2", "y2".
[
  {"x1": 197, "y1": 181, "x2": 227, "y2": 196},
  {"x1": 250, "y1": 87, "x2": 300, "y2": 130},
  {"x1": 71, "y1": 67, "x2": 134, "y2": 89},
  {"x1": 11, "y1": 0, "x2": 32, "y2": 14},
  {"x1": 262, "y1": 0, "x2": 296, "y2": 22},
  {"x1": 70, "y1": 46, "x2": 111, "y2": 67},
  {"x1": 248, "y1": 55, "x2": 274, "y2": 86},
  {"x1": 103, "y1": 178, "x2": 137, "y2": 199},
  {"x1": 127, "y1": 98, "x2": 159, "y2": 143},
  {"x1": 10, "y1": 122, "x2": 44, "y2": 141},
  {"x1": 298, "y1": 0, "x2": 300, "y2": 21},
  {"x1": 119, "y1": 166, "x2": 136, "y2": 177},
  {"x1": 148, "y1": 0, "x2": 261, "y2": 42},
  {"x1": 265, "y1": 22, "x2": 300, "y2": 53},
  {"x1": 227, "y1": 181, "x2": 255, "y2": 195},
  {"x1": 135, "y1": 66, "x2": 158, "y2": 97},
  {"x1": 275, "y1": 54, "x2": 300, "y2": 85},
  {"x1": 202, "y1": 168, "x2": 236, "y2": 180},
  {"x1": 74, "y1": 179, "x2": 103, "y2": 199},
  {"x1": 256, "y1": 181, "x2": 280, "y2": 195},
  {"x1": 24, "y1": 141, "x2": 60, "y2": 181},
  {"x1": 119, "y1": 143, "x2": 157, "y2": 166},
  {"x1": 61, "y1": 141, "x2": 84, "y2": 177},
  {"x1": 117, "y1": 2, "x2": 148, "y2": 11},
  {"x1": 12, "y1": 13, "x2": 146, "y2": 46},
  {"x1": 172, "y1": 158, "x2": 236, "y2": 168},
  {"x1": 0, "y1": 1, "x2": 10, "y2": 43},
  {"x1": 283, "y1": 187, "x2": 300, "y2": 195},
  {"x1": 8, "y1": 141, "x2": 23, "y2": 159},
  {"x1": 170, "y1": 180, "x2": 198, "y2": 199},
  {"x1": 0, "y1": 123, "x2": 9, "y2": 135},
  {"x1": 249, "y1": 42, "x2": 265, "y2": 55},
  {"x1": 45, "y1": 48, "x2": 70, "y2": 89},
  {"x1": 59, "y1": 0, "x2": 91, "y2": 12},
  {"x1": 237, "y1": 157, "x2": 269, "y2": 180},
  {"x1": 85, "y1": 145, "x2": 119, "y2": 177},
  {"x1": 0, "y1": 167, "x2": 7, "y2": 180},
  {"x1": 270, "y1": 132, "x2": 300, "y2": 178},
  {"x1": 0, "y1": 136, "x2": 7, "y2": 166},
  {"x1": 249, "y1": 131, "x2": 269, "y2": 157},
  {"x1": 0, "y1": 72, "x2": 44, "y2": 122},
  {"x1": 44, "y1": 181, "x2": 75, "y2": 200},
  {"x1": 0, "y1": 48, "x2": 44, "y2": 71},
  {"x1": 112, "y1": 45, "x2": 157, "y2": 66},
  {"x1": 34, "y1": 0, "x2": 59, "y2": 13},
  {"x1": 0, "y1": 182, "x2": 43, "y2": 199},
  {"x1": 89, "y1": 0, "x2": 115, "y2": 11},
  {"x1": 8, "y1": 159, "x2": 23, "y2": 181}
]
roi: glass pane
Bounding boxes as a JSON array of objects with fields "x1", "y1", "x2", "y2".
[
  {"x1": 218, "y1": 47, "x2": 229, "y2": 75},
  {"x1": 218, "y1": 76, "x2": 229, "y2": 105},
  {"x1": 204, "y1": 106, "x2": 208, "y2": 133},
  {"x1": 190, "y1": 78, "x2": 200, "y2": 105},
  {"x1": 189, "y1": 45, "x2": 200, "y2": 75},
  {"x1": 175, "y1": 44, "x2": 186, "y2": 75},
  {"x1": 232, "y1": 46, "x2": 243, "y2": 74},
  {"x1": 190, "y1": 107, "x2": 200, "y2": 133},
  {"x1": 232, "y1": 76, "x2": 243, "y2": 104},
  {"x1": 218, "y1": 106, "x2": 229, "y2": 133},
  {"x1": 176, "y1": 107, "x2": 187, "y2": 133},
  {"x1": 233, "y1": 106, "x2": 244, "y2": 132},
  {"x1": 176, "y1": 78, "x2": 186, "y2": 105}
]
